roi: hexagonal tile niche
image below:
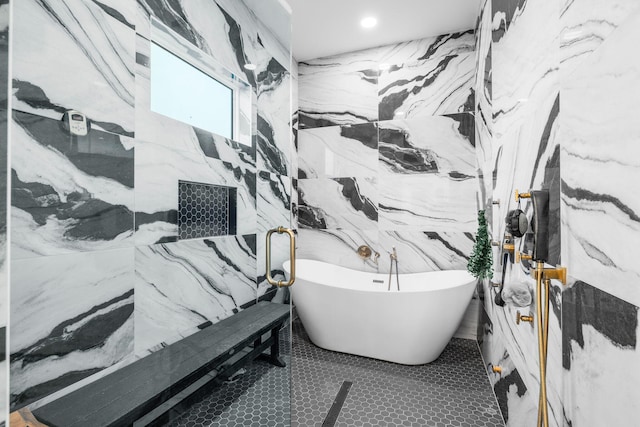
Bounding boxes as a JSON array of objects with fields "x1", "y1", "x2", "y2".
[{"x1": 178, "y1": 180, "x2": 237, "y2": 240}]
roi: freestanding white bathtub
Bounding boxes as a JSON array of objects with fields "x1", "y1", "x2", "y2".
[{"x1": 285, "y1": 259, "x2": 476, "y2": 365}]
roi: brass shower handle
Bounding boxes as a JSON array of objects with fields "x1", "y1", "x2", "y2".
[
  {"x1": 516, "y1": 310, "x2": 534, "y2": 326},
  {"x1": 266, "y1": 226, "x2": 296, "y2": 287},
  {"x1": 515, "y1": 250, "x2": 532, "y2": 263}
]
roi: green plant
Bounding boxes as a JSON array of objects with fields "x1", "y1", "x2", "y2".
[{"x1": 468, "y1": 210, "x2": 493, "y2": 279}]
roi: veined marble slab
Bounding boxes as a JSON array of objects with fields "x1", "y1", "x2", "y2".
[
  {"x1": 298, "y1": 123, "x2": 378, "y2": 179},
  {"x1": 378, "y1": 174, "x2": 476, "y2": 232},
  {"x1": 135, "y1": 141, "x2": 257, "y2": 245},
  {"x1": 296, "y1": 228, "x2": 380, "y2": 273},
  {"x1": 378, "y1": 114, "x2": 475, "y2": 177},
  {"x1": 562, "y1": 280, "x2": 640, "y2": 427},
  {"x1": 10, "y1": 249, "x2": 135, "y2": 409},
  {"x1": 297, "y1": 177, "x2": 377, "y2": 230},
  {"x1": 257, "y1": 171, "x2": 291, "y2": 234},
  {"x1": 560, "y1": 7, "x2": 640, "y2": 307},
  {"x1": 135, "y1": 236, "x2": 257, "y2": 355},
  {"x1": 559, "y1": 0, "x2": 640, "y2": 81},
  {"x1": 13, "y1": 0, "x2": 135, "y2": 136},
  {"x1": 378, "y1": 42, "x2": 475, "y2": 120},
  {"x1": 298, "y1": 66, "x2": 378, "y2": 129},
  {"x1": 11, "y1": 111, "x2": 134, "y2": 259},
  {"x1": 378, "y1": 231, "x2": 474, "y2": 274}
]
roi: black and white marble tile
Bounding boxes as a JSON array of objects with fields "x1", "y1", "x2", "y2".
[
  {"x1": 562, "y1": 280, "x2": 640, "y2": 426},
  {"x1": 478, "y1": 306, "x2": 535, "y2": 425},
  {"x1": 13, "y1": 0, "x2": 135, "y2": 136},
  {"x1": 135, "y1": 141, "x2": 256, "y2": 245},
  {"x1": 298, "y1": 66, "x2": 378, "y2": 129},
  {"x1": 297, "y1": 177, "x2": 378, "y2": 230},
  {"x1": 378, "y1": 32, "x2": 475, "y2": 121},
  {"x1": 256, "y1": 113, "x2": 291, "y2": 176},
  {"x1": 377, "y1": 231, "x2": 474, "y2": 274},
  {"x1": 560, "y1": 7, "x2": 640, "y2": 308},
  {"x1": 135, "y1": 235, "x2": 257, "y2": 355},
  {"x1": 378, "y1": 114, "x2": 475, "y2": 177},
  {"x1": 10, "y1": 249, "x2": 135, "y2": 409},
  {"x1": 296, "y1": 228, "x2": 380, "y2": 272},
  {"x1": 376, "y1": 31, "x2": 476, "y2": 71},
  {"x1": 378, "y1": 174, "x2": 476, "y2": 232},
  {"x1": 559, "y1": 0, "x2": 640, "y2": 81},
  {"x1": 257, "y1": 171, "x2": 290, "y2": 234},
  {"x1": 138, "y1": 0, "x2": 259, "y2": 86},
  {"x1": 11, "y1": 111, "x2": 135, "y2": 259},
  {"x1": 298, "y1": 123, "x2": 378, "y2": 179}
]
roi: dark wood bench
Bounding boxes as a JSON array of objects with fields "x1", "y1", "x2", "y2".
[{"x1": 31, "y1": 301, "x2": 290, "y2": 427}]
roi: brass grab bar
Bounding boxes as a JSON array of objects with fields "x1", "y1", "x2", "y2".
[{"x1": 265, "y1": 226, "x2": 296, "y2": 287}]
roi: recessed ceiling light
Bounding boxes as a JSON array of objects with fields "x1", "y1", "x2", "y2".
[
  {"x1": 360, "y1": 16, "x2": 377, "y2": 28},
  {"x1": 378, "y1": 63, "x2": 391, "y2": 71},
  {"x1": 396, "y1": 111, "x2": 405, "y2": 116},
  {"x1": 244, "y1": 63, "x2": 257, "y2": 70}
]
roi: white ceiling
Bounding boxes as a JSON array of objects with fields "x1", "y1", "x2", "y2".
[{"x1": 286, "y1": 0, "x2": 481, "y2": 62}]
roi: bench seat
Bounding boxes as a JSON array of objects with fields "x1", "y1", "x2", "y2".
[{"x1": 32, "y1": 301, "x2": 290, "y2": 427}]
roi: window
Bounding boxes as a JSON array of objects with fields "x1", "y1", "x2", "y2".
[{"x1": 150, "y1": 42, "x2": 234, "y2": 139}]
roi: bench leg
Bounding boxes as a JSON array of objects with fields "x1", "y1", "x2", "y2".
[{"x1": 258, "y1": 325, "x2": 286, "y2": 367}]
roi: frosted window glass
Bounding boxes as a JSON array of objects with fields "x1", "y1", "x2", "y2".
[{"x1": 151, "y1": 42, "x2": 233, "y2": 139}]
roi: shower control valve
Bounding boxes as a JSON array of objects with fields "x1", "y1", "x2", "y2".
[
  {"x1": 516, "y1": 310, "x2": 534, "y2": 326},
  {"x1": 515, "y1": 189, "x2": 531, "y2": 202},
  {"x1": 515, "y1": 250, "x2": 532, "y2": 263}
]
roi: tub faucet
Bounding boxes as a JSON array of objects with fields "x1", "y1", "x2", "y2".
[{"x1": 388, "y1": 247, "x2": 400, "y2": 291}]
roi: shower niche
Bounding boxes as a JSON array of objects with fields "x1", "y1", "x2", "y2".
[{"x1": 178, "y1": 180, "x2": 237, "y2": 240}]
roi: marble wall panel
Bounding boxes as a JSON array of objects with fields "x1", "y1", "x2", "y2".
[
  {"x1": 11, "y1": 111, "x2": 135, "y2": 259},
  {"x1": 378, "y1": 114, "x2": 475, "y2": 178},
  {"x1": 298, "y1": 66, "x2": 378, "y2": 129},
  {"x1": 562, "y1": 281, "x2": 640, "y2": 426},
  {"x1": 135, "y1": 141, "x2": 256, "y2": 245},
  {"x1": 298, "y1": 123, "x2": 378, "y2": 179},
  {"x1": 257, "y1": 171, "x2": 291, "y2": 234},
  {"x1": 378, "y1": 174, "x2": 476, "y2": 232},
  {"x1": 135, "y1": 235, "x2": 257, "y2": 355},
  {"x1": 378, "y1": 35, "x2": 475, "y2": 121},
  {"x1": 13, "y1": 0, "x2": 135, "y2": 136},
  {"x1": 296, "y1": 229, "x2": 380, "y2": 273},
  {"x1": 560, "y1": 7, "x2": 640, "y2": 308},
  {"x1": 297, "y1": 177, "x2": 378, "y2": 230},
  {"x1": 10, "y1": 249, "x2": 135, "y2": 409},
  {"x1": 377, "y1": 231, "x2": 474, "y2": 274}
]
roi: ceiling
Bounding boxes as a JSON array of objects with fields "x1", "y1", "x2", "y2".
[{"x1": 286, "y1": 0, "x2": 481, "y2": 62}]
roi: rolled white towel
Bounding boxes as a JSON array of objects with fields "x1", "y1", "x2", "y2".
[{"x1": 501, "y1": 281, "x2": 533, "y2": 307}]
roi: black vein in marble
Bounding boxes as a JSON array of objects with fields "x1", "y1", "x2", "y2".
[
  {"x1": 379, "y1": 127, "x2": 439, "y2": 174},
  {"x1": 257, "y1": 114, "x2": 288, "y2": 175},
  {"x1": 91, "y1": 0, "x2": 134, "y2": 29},
  {"x1": 340, "y1": 122, "x2": 378, "y2": 150},
  {"x1": 259, "y1": 171, "x2": 290, "y2": 211},
  {"x1": 216, "y1": 3, "x2": 256, "y2": 87},
  {"x1": 257, "y1": 58, "x2": 288, "y2": 96},
  {"x1": 13, "y1": 171, "x2": 134, "y2": 242},
  {"x1": 562, "y1": 181, "x2": 640, "y2": 223},
  {"x1": 419, "y1": 30, "x2": 474, "y2": 61},
  {"x1": 12, "y1": 367, "x2": 103, "y2": 410},
  {"x1": 425, "y1": 232, "x2": 470, "y2": 259},
  {"x1": 379, "y1": 55, "x2": 457, "y2": 121},
  {"x1": 562, "y1": 281, "x2": 638, "y2": 370},
  {"x1": 13, "y1": 289, "x2": 133, "y2": 367},
  {"x1": 140, "y1": 0, "x2": 205, "y2": 49},
  {"x1": 334, "y1": 178, "x2": 377, "y2": 222}
]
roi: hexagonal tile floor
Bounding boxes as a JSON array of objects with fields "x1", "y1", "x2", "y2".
[
  {"x1": 291, "y1": 319, "x2": 505, "y2": 427},
  {"x1": 168, "y1": 319, "x2": 504, "y2": 427}
]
